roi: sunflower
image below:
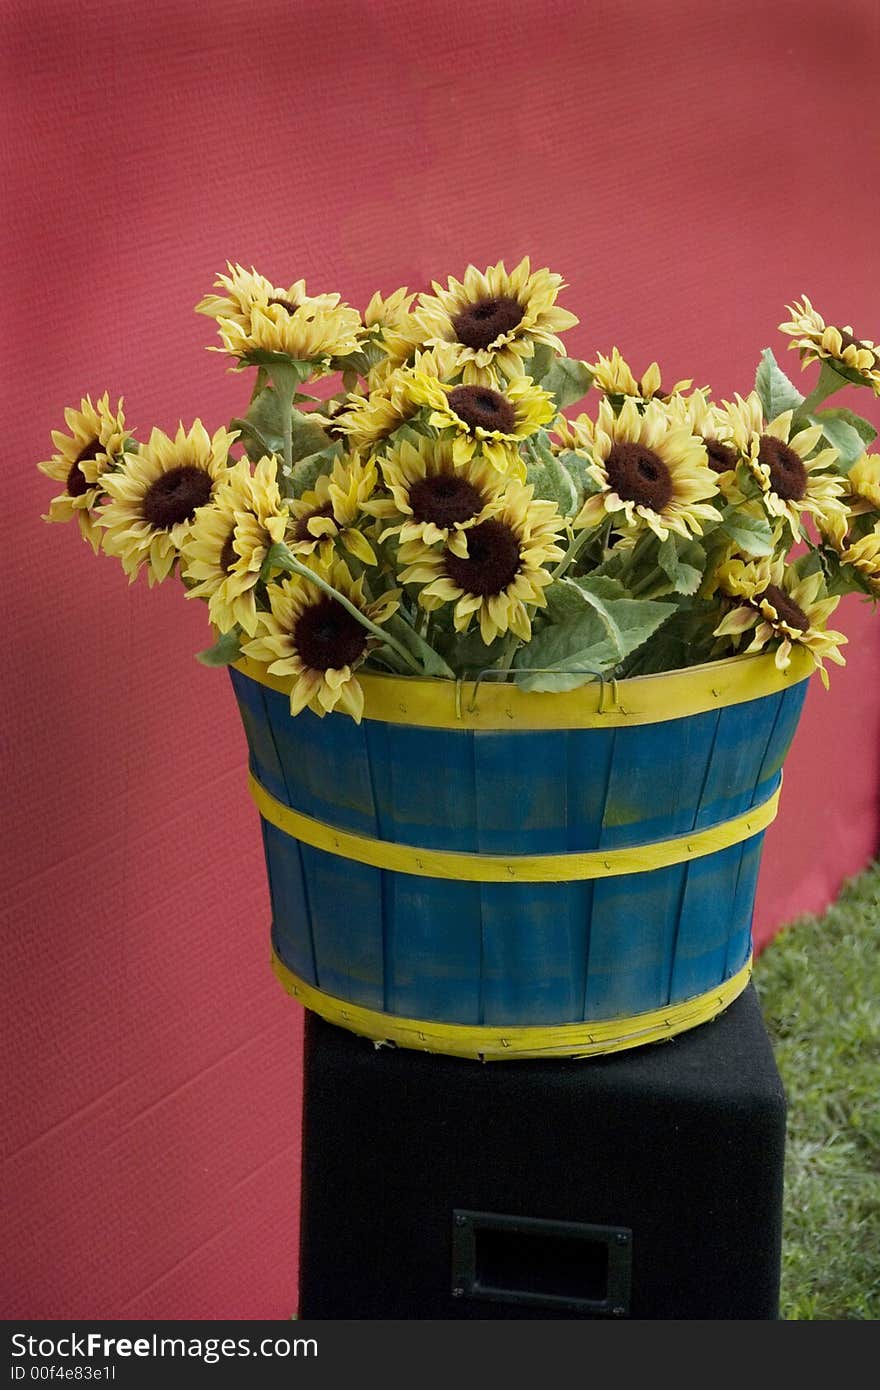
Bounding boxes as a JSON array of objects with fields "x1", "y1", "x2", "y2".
[
  {"x1": 332, "y1": 346, "x2": 454, "y2": 453},
  {"x1": 362, "y1": 287, "x2": 427, "y2": 369},
  {"x1": 195, "y1": 262, "x2": 342, "y2": 332},
  {"x1": 364, "y1": 436, "x2": 506, "y2": 554},
  {"x1": 241, "y1": 557, "x2": 398, "y2": 722},
  {"x1": 840, "y1": 528, "x2": 880, "y2": 595},
  {"x1": 590, "y1": 347, "x2": 692, "y2": 402},
  {"x1": 812, "y1": 451, "x2": 880, "y2": 552},
  {"x1": 409, "y1": 373, "x2": 555, "y2": 475},
  {"x1": 665, "y1": 388, "x2": 740, "y2": 477},
  {"x1": 38, "y1": 393, "x2": 128, "y2": 551},
  {"x1": 713, "y1": 555, "x2": 847, "y2": 687},
  {"x1": 181, "y1": 455, "x2": 288, "y2": 635},
  {"x1": 98, "y1": 421, "x2": 238, "y2": 585},
  {"x1": 213, "y1": 298, "x2": 364, "y2": 370},
  {"x1": 844, "y1": 452, "x2": 880, "y2": 513},
  {"x1": 779, "y1": 295, "x2": 880, "y2": 395},
  {"x1": 286, "y1": 454, "x2": 378, "y2": 565},
  {"x1": 415, "y1": 257, "x2": 579, "y2": 385},
  {"x1": 551, "y1": 411, "x2": 594, "y2": 453},
  {"x1": 397, "y1": 481, "x2": 564, "y2": 646},
  {"x1": 572, "y1": 397, "x2": 721, "y2": 541},
  {"x1": 735, "y1": 404, "x2": 847, "y2": 541}
]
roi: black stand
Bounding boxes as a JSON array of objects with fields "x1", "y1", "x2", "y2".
[{"x1": 297, "y1": 984, "x2": 786, "y2": 1319}]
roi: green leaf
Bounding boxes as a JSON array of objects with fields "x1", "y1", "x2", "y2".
[
  {"x1": 717, "y1": 507, "x2": 775, "y2": 558},
  {"x1": 522, "y1": 342, "x2": 557, "y2": 386},
  {"x1": 657, "y1": 534, "x2": 705, "y2": 595},
  {"x1": 289, "y1": 409, "x2": 333, "y2": 465},
  {"x1": 281, "y1": 445, "x2": 340, "y2": 499},
  {"x1": 331, "y1": 349, "x2": 372, "y2": 379},
  {"x1": 195, "y1": 628, "x2": 242, "y2": 667},
  {"x1": 755, "y1": 347, "x2": 804, "y2": 420},
  {"x1": 513, "y1": 609, "x2": 616, "y2": 692},
  {"x1": 537, "y1": 357, "x2": 594, "y2": 410},
  {"x1": 525, "y1": 444, "x2": 580, "y2": 517},
  {"x1": 237, "y1": 386, "x2": 286, "y2": 459},
  {"x1": 515, "y1": 574, "x2": 677, "y2": 689},
  {"x1": 811, "y1": 409, "x2": 876, "y2": 471},
  {"x1": 814, "y1": 407, "x2": 877, "y2": 447},
  {"x1": 442, "y1": 627, "x2": 508, "y2": 672}
]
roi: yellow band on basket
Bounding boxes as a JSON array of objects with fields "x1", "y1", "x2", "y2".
[
  {"x1": 232, "y1": 646, "x2": 814, "y2": 730},
  {"x1": 249, "y1": 772, "x2": 781, "y2": 883},
  {"x1": 271, "y1": 952, "x2": 754, "y2": 1060}
]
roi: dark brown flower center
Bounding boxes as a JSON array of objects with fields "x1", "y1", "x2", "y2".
[
  {"x1": 267, "y1": 295, "x2": 299, "y2": 315},
  {"x1": 444, "y1": 518, "x2": 521, "y2": 596},
  {"x1": 702, "y1": 437, "x2": 737, "y2": 474},
  {"x1": 447, "y1": 385, "x2": 517, "y2": 435},
  {"x1": 220, "y1": 530, "x2": 238, "y2": 573},
  {"x1": 758, "y1": 435, "x2": 807, "y2": 502},
  {"x1": 605, "y1": 442, "x2": 673, "y2": 511},
  {"x1": 294, "y1": 502, "x2": 335, "y2": 542},
  {"x1": 838, "y1": 329, "x2": 876, "y2": 366},
  {"x1": 408, "y1": 473, "x2": 485, "y2": 528},
  {"x1": 759, "y1": 584, "x2": 809, "y2": 632},
  {"x1": 452, "y1": 295, "x2": 524, "y2": 351},
  {"x1": 294, "y1": 595, "x2": 368, "y2": 671},
  {"x1": 142, "y1": 466, "x2": 214, "y2": 529},
  {"x1": 67, "y1": 439, "x2": 101, "y2": 497}
]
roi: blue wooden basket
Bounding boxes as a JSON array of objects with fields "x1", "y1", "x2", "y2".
[{"x1": 228, "y1": 648, "x2": 813, "y2": 1060}]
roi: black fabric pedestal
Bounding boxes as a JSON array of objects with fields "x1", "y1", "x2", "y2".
[{"x1": 297, "y1": 983, "x2": 786, "y2": 1320}]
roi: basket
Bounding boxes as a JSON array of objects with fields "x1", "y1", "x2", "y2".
[{"x1": 228, "y1": 647, "x2": 813, "y2": 1060}]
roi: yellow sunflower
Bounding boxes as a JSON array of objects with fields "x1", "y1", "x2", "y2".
[
  {"x1": 812, "y1": 451, "x2": 880, "y2": 552},
  {"x1": 332, "y1": 346, "x2": 454, "y2": 453},
  {"x1": 737, "y1": 406, "x2": 847, "y2": 540},
  {"x1": 181, "y1": 455, "x2": 288, "y2": 636},
  {"x1": 665, "y1": 388, "x2": 740, "y2": 476},
  {"x1": 841, "y1": 528, "x2": 880, "y2": 595},
  {"x1": 195, "y1": 262, "x2": 342, "y2": 331},
  {"x1": 779, "y1": 295, "x2": 880, "y2": 395},
  {"x1": 286, "y1": 454, "x2": 378, "y2": 565},
  {"x1": 409, "y1": 373, "x2": 555, "y2": 476},
  {"x1": 364, "y1": 436, "x2": 506, "y2": 554},
  {"x1": 241, "y1": 557, "x2": 398, "y2": 722},
  {"x1": 362, "y1": 286, "x2": 428, "y2": 369},
  {"x1": 572, "y1": 397, "x2": 721, "y2": 541},
  {"x1": 415, "y1": 257, "x2": 579, "y2": 385},
  {"x1": 844, "y1": 452, "x2": 880, "y2": 513},
  {"x1": 38, "y1": 393, "x2": 128, "y2": 551},
  {"x1": 98, "y1": 421, "x2": 238, "y2": 585},
  {"x1": 551, "y1": 412, "x2": 594, "y2": 453},
  {"x1": 397, "y1": 481, "x2": 564, "y2": 646},
  {"x1": 713, "y1": 555, "x2": 847, "y2": 687},
  {"x1": 590, "y1": 347, "x2": 692, "y2": 402},
  {"x1": 215, "y1": 300, "x2": 363, "y2": 369}
]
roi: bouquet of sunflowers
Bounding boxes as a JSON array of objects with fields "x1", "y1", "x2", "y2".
[{"x1": 39, "y1": 260, "x2": 880, "y2": 722}]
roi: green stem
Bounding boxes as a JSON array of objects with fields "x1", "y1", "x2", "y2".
[
  {"x1": 499, "y1": 630, "x2": 521, "y2": 675},
  {"x1": 551, "y1": 524, "x2": 597, "y2": 581},
  {"x1": 629, "y1": 564, "x2": 665, "y2": 597},
  {"x1": 794, "y1": 361, "x2": 852, "y2": 420},
  {"x1": 277, "y1": 553, "x2": 424, "y2": 674}
]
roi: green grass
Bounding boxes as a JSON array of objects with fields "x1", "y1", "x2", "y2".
[{"x1": 753, "y1": 860, "x2": 880, "y2": 1320}]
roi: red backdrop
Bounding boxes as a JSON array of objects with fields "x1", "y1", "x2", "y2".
[{"x1": 3, "y1": 0, "x2": 879, "y2": 1320}]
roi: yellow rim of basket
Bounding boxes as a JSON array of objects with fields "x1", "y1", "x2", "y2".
[
  {"x1": 232, "y1": 646, "x2": 814, "y2": 731},
  {"x1": 271, "y1": 952, "x2": 754, "y2": 1060},
  {"x1": 249, "y1": 772, "x2": 780, "y2": 882}
]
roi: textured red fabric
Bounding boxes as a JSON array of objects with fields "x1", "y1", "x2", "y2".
[{"x1": 3, "y1": 0, "x2": 879, "y2": 1320}]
